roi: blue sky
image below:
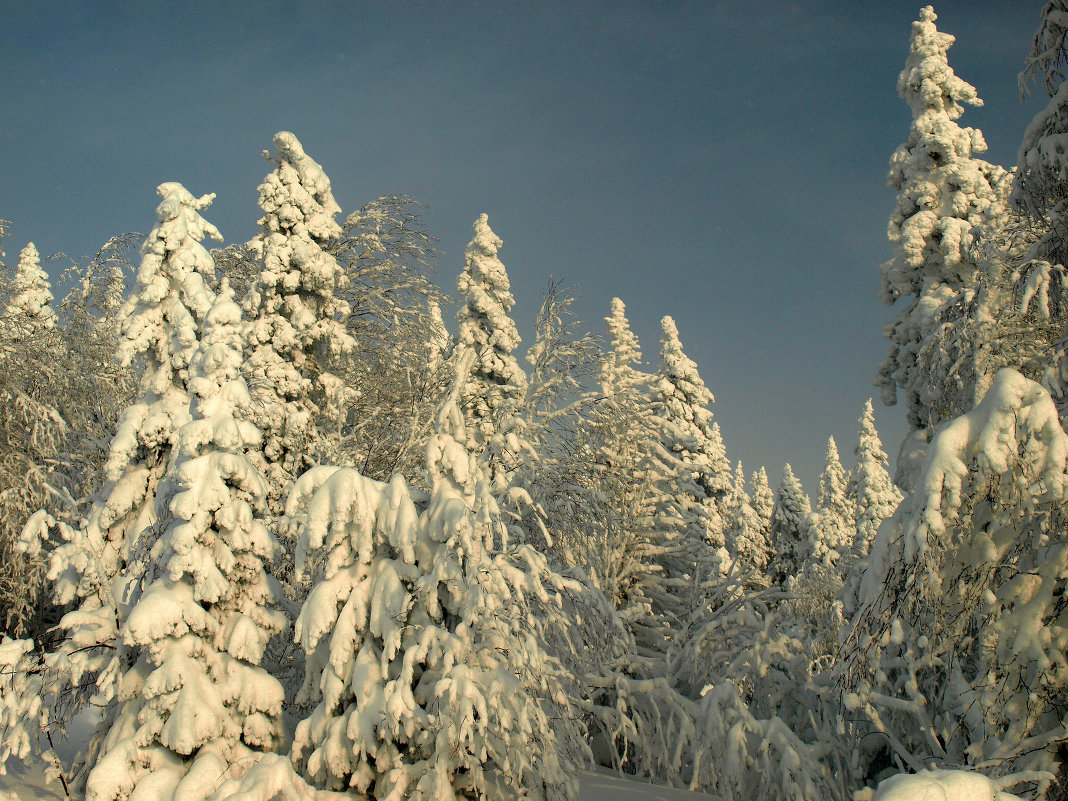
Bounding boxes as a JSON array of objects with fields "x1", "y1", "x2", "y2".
[{"x1": 0, "y1": 1, "x2": 1048, "y2": 493}]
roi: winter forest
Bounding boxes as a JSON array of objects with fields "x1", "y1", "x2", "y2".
[{"x1": 3, "y1": 3, "x2": 1068, "y2": 801}]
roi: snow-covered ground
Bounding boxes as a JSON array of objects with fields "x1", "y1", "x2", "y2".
[{"x1": 0, "y1": 759, "x2": 721, "y2": 801}]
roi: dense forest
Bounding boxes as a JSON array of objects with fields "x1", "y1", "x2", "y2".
[{"x1": 2, "y1": 4, "x2": 1068, "y2": 800}]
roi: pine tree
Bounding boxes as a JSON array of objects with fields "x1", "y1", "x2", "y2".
[
  {"x1": 876, "y1": 6, "x2": 1011, "y2": 432},
  {"x1": 726, "y1": 461, "x2": 773, "y2": 580},
  {"x1": 455, "y1": 213, "x2": 527, "y2": 453},
  {"x1": 647, "y1": 315, "x2": 731, "y2": 554},
  {"x1": 242, "y1": 131, "x2": 355, "y2": 513},
  {"x1": 768, "y1": 464, "x2": 811, "y2": 586},
  {"x1": 849, "y1": 400, "x2": 902, "y2": 560},
  {"x1": 841, "y1": 399, "x2": 903, "y2": 618},
  {"x1": 601, "y1": 296, "x2": 645, "y2": 396},
  {"x1": 4, "y1": 243, "x2": 56, "y2": 336},
  {"x1": 750, "y1": 466, "x2": 774, "y2": 538},
  {"x1": 289, "y1": 351, "x2": 576, "y2": 801},
  {"x1": 35, "y1": 184, "x2": 219, "y2": 790},
  {"x1": 86, "y1": 281, "x2": 286, "y2": 801},
  {"x1": 807, "y1": 437, "x2": 852, "y2": 566}
]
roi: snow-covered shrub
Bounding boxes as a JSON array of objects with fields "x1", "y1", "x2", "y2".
[
  {"x1": 289, "y1": 351, "x2": 580, "y2": 801},
  {"x1": 841, "y1": 369, "x2": 1068, "y2": 797}
]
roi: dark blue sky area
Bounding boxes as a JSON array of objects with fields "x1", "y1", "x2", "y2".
[{"x1": 0, "y1": 1, "x2": 1048, "y2": 492}]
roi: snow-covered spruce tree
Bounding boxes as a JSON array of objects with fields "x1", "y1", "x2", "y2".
[
  {"x1": 841, "y1": 400, "x2": 903, "y2": 618},
  {"x1": 85, "y1": 280, "x2": 287, "y2": 801},
  {"x1": 768, "y1": 464, "x2": 812, "y2": 587},
  {"x1": 641, "y1": 314, "x2": 731, "y2": 631},
  {"x1": 876, "y1": 6, "x2": 1011, "y2": 433},
  {"x1": 647, "y1": 315, "x2": 732, "y2": 556},
  {"x1": 289, "y1": 349, "x2": 579, "y2": 801},
  {"x1": 454, "y1": 213, "x2": 527, "y2": 454},
  {"x1": 850, "y1": 399, "x2": 902, "y2": 557},
  {"x1": 725, "y1": 463, "x2": 774, "y2": 583},
  {"x1": 790, "y1": 438, "x2": 853, "y2": 669},
  {"x1": 242, "y1": 131, "x2": 355, "y2": 515},
  {"x1": 4, "y1": 242, "x2": 57, "y2": 336},
  {"x1": 751, "y1": 466, "x2": 775, "y2": 542},
  {"x1": 839, "y1": 369, "x2": 1068, "y2": 797},
  {"x1": 807, "y1": 437, "x2": 853, "y2": 567},
  {"x1": 23, "y1": 184, "x2": 219, "y2": 788}
]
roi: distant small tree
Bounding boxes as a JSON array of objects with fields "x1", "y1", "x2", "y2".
[
  {"x1": 5, "y1": 243, "x2": 56, "y2": 335},
  {"x1": 769, "y1": 464, "x2": 811, "y2": 586},
  {"x1": 807, "y1": 437, "x2": 853, "y2": 567}
]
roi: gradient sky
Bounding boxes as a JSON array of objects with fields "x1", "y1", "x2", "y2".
[{"x1": 0, "y1": 1, "x2": 1049, "y2": 494}]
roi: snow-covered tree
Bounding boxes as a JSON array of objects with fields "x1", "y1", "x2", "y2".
[
  {"x1": 807, "y1": 437, "x2": 853, "y2": 567},
  {"x1": 86, "y1": 280, "x2": 286, "y2": 801},
  {"x1": 289, "y1": 351, "x2": 578, "y2": 801},
  {"x1": 647, "y1": 315, "x2": 731, "y2": 550},
  {"x1": 747, "y1": 467, "x2": 773, "y2": 542},
  {"x1": 841, "y1": 369, "x2": 1068, "y2": 795},
  {"x1": 841, "y1": 400, "x2": 903, "y2": 618},
  {"x1": 4, "y1": 242, "x2": 56, "y2": 335},
  {"x1": 768, "y1": 464, "x2": 812, "y2": 586},
  {"x1": 876, "y1": 6, "x2": 1011, "y2": 433},
  {"x1": 454, "y1": 213, "x2": 527, "y2": 452},
  {"x1": 242, "y1": 131, "x2": 355, "y2": 513},
  {"x1": 726, "y1": 462, "x2": 773, "y2": 581},
  {"x1": 849, "y1": 400, "x2": 902, "y2": 561},
  {"x1": 1015, "y1": 0, "x2": 1068, "y2": 240},
  {"x1": 549, "y1": 298, "x2": 654, "y2": 605},
  {"x1": 26, "y1": 184, "x2": 219, "y2": 788},
  {"x1": 493, "y1": 281, "x2": 600, "y2": 548}
]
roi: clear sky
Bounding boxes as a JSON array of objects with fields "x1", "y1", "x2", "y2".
[{"x1": 0, "y1": 0, "x2": 1048, "y2": 493}]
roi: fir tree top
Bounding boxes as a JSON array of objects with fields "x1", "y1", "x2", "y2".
[{"x1": 5, "y1": 242, "x2": 56, "y2": 333}]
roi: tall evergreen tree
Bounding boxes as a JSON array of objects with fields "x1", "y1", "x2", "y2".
[
  {"x1": 849, "y1": 400, "x2": 902, "y2": 560},
  {"x1": 86, "y1": 281, "x2": 286, "y2": 801},
  {"x1": 750, "y1": 466, "x2": 774, "y2": 539},
  {"x1": 876, "y1": 6, "x2": 1011, "y2": 432},
  {"x1": 242, "y1": 131, "x2": 355, "y2": 513},
  {"x1": 455, "y1": 213, "x2": 527, "y2": 453},
  {"x1": 647, "y1": 315, "x2": 731, "y2": 555},
  {"x1": 726, "y1": 461, "x2": 773, "y2": 580},
  {"x1": 807, "y1": 437, "x2": 852, "y2": 567},
  {"x1": 768, "y1": 464, "x2": 811, "y2": 586},
  {"x1": 37, "y1": 184, "x2": 219, "y2": 791}
]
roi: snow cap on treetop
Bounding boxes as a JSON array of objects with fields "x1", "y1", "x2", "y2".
[
  {"x1": 900, "y1": 6, "x2": 982, "y2": 120},
  {"x1": 260, "y1": 130, "x2": 342, "y2": 221}
]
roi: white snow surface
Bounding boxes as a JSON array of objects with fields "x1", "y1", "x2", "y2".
[{"x1": 0, "y1": 758, "x2": 723, "y2": 801}]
